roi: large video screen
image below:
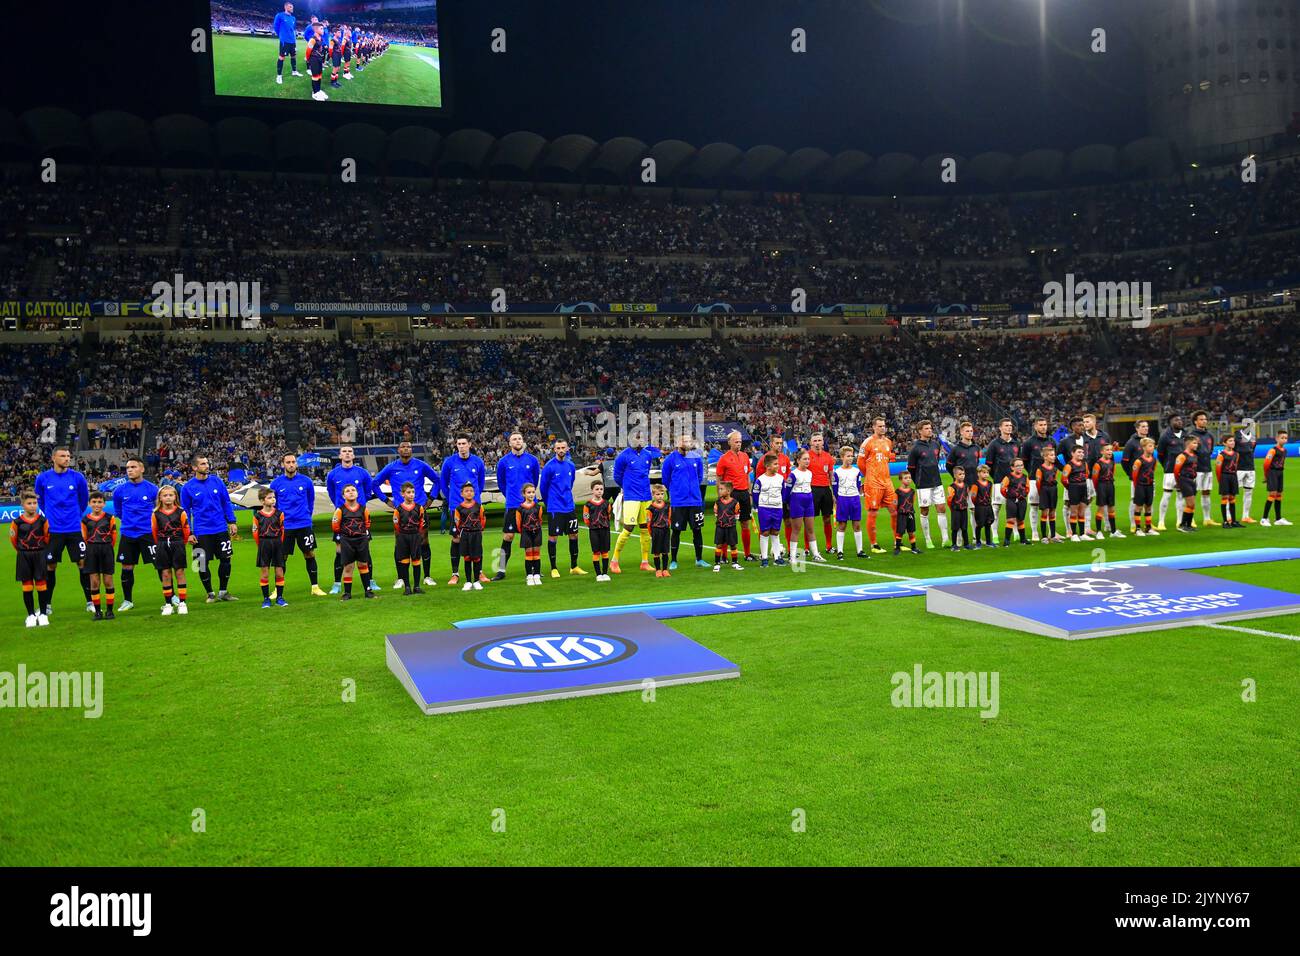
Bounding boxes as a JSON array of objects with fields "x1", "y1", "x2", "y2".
[{"x1": 209, "y1": 1, "x2": 442, "y2": 108}]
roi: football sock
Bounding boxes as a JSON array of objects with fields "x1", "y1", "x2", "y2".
[
  {"x1": 854, "y1": 530, "x2": 863, "y2": 552},
  {"x1": 450, "y1": 541, "x2": 461, "y2": 576},
  {"x1": 334, "y1": 552, "x2": 344, "y2": 584},
  {"x1": 22, "y1": 590, "x2": 35, "y2": 615},
  {"x1": 937, "y1": 512, "x2": 949, "y2": 542},
  {"x1": 823, "y1": 518, "x2": 833, "y2": 551},
  {"x1": 760, "y1": 536, "x2": 770, "y2": 559},
  {"x1": 121, "y1": 567, "x2": 134, "y2": 602},
  {"x1": 548, "y1": 540, "x2": 558, "y2": 570},
  {"x1": 81, "y1": 571, "x2": 92, "y2": 603},
  {"x1": 1108, "y1": 514, "x2": 1117, "y2": 533},
  {"x1": 835, "y1": 530, "x2": 844, "y2": 553},
  {"x1": 360, "y1": 569, "x2": 372, "y2": 591},
  {"x1": 570, "y1": 538, "x2": 580, "y2": 567},
  {"x1": 305, "y1": 556, "x2": 318, "y2": 586},
  {"x1": 500, "y1": 538, "x2": 512, "y2": 570},
  {"x1": 741, "y1": 525, "x2": 752, "y2": 556},
  {"x1": 670, "y1": 530, "x2": 681, "y2": 564}
]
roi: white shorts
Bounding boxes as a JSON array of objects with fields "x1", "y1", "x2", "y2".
[
  {"x1": 1162, "y1": 473, "x2": 1177, "y2": 492},
  {"x1": 1027, "y1": 484, "x2": 1039, "y2": 506},
  {"x1": 991, "y1": 484, "x2": 1006, "y2": 506},
  {"x1": 1237, "y1": 470, "x2": 1256, "y2": 489},
  {"x1": 1086, "y1": 478, "x2": 1097, "y2": 502},
  {"x1": 917, "y1": 485, "x2": 945, "y2": 508},
  {"x1": 1195, "y1": 472, "x2": 1213, "y2": 492}
]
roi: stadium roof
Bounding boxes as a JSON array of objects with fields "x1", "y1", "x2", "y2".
[{"x1": 3, "y1": 107, "x2": 1196, "y2": 194}]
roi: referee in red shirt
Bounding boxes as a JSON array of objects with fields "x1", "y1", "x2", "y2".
[{"x1": 808, "y1": 433, "x2": 837, "y2": 552}]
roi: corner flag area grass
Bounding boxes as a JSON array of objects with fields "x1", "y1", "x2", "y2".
[
  {"x1": 1, "y1": 463, "x2": 1297, "y2": 866},
  {"x1": 212, "y1": 34, "x2": 441, "y2": 108}
]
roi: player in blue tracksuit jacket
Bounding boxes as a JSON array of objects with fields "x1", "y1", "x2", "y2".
[
  {"x1": 324, "y1": 447, "x2": 375, "y2": 591},
  {"x1": 538, "y1": 439, "x2": 591, "y2": 577},
  {"x1": 272, "y1": 3, "x2": 301, "y2": 81},
  {"x1": 180, "y1": 455, "x2": 239, "y2": 601},
  {"x1": 112, "y1": 457, "x2": 161, "y2": 610},
  {"x1": 660, "y1": 438, "x2": 707, "y2": 568},
  {"x1": 612, "y1": 443, "x2": 663, "y2": 569},
  {"x1": 34, "y1": 447, "x2": 91, "y2": 611},
  {"x1": 375, "y1": 441, "x2": 442, "y2": 586},
  {"x1": 269, "y1": 452, "x2": 324, "y2": 595},
  {"x1": 439, "y1": 436, "x2": 487, "y2": 583},
  {"x1": 494, "y1": 432, "x2": 542, "y2": 580}
]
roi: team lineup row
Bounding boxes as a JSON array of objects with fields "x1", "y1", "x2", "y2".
[{"x1": 8, "y1": 414, "x2": 1292, "y2": 627}]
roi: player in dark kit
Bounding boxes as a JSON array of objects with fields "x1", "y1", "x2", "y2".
[
  {"x1": 1121, "y1": 420, "x2": 1151, "y2": 532},
  {"x1": 1021, "y1": 416, "x2": 1054, "y2": 540},
  {"x1": 152, "y1": 484, "x2": 191, "y2": 615},
  {"x1": 647, "y1": 485, "x2": 673, "y2": 576},
  {"x1": 1260, "y1": 431, "x2": 1290, "y2": 526},
  {"x1": 10, "y1": 491, "x2": 50, "y2": 627},
  {"x1": 1061, "y1": 447, "x2": 1091, "y2": 540},
  {"x1": 972, "y1": 465, "x2": 995, "y2": 547},
  {"x1": 305, "y1": 21, "x2": 329, "y2": 101},
  {"x1": 515, "y1": 484, "x2": 546, "y2": 586},
  {"x1": 1034, "y1": 447, "x2": 1061, "y2": 542},
  {"x1": 332, "y1": 484, "x2": 375, "y2": 600},
  {"x1": 1092, "y1": 446, "x2": 1121, "y2": 537},
  {"x1": 453, "y1": 483, "x2": 486, "y2": 591},
  {"x1": 583, "y1": 480, "x2": 613, "y2": 581},
  {"x1": 1216, "y1": 436, "x2": 1242, "y2": 528},
  {"x1": 81, "y1": 492, "x2": 118, "y2": 620},
  {"x1": 894, "y1": 471, "x2": 919, "y2": 554},
  {"x1": 1130, "y1": 437, "x2": 1159, "y2": 536},
  {"x1": 1173, "y1": 437, "x2": 1200, "y2": 531},
  {"x1": 392, "y1": 482, "x2": 427, "y2": 595},
  {"x1": 712, "y1": 482, "x2": 744, "y2": 571},
  {"x1": 1232, "y1": 419, "x2": 1259, "y2": 523},
  {"x1": 251, "y1": 487, "x2": 288, "y2": 608},
  {"x1": 999, "y1": 459, "x2": 1030, "y2": 546},
  {"x1": 946, "y1": 467, "x2": 973, "y2": 551}
]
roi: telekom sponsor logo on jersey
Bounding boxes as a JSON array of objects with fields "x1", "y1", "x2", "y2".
[
  {"x1": 149, "y1": 272, "x2": 261, "y2": 319},
  {"x1": 1041, "y1": 272, "x2": 1152, "y2": 328},
  {"x1": 593, "y1": 403, "x2": 706, "y2": 450}
]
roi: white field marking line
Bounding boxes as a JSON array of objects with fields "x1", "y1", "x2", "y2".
[
  {"x1": 1206, "y1": 622, "x2": 1300, "y2": 641},
  {"x1": 413, "y1": 52, "x2": 440, "y2": 69},
  {"x1": 804, "y1": 559, "x2": 918, "y2": 581}
]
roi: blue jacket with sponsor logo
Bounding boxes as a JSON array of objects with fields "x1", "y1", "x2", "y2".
[
  {"x1": 613, "y1": 446, "x2": 662, "y2": 502},
  {"x1": 112, "y1": 478, "x2": 160, "y2": 539},
  {"x1": 660, "y1": 451, "x2": 704, "y2": 507},
  {"x1": 326, "y1": 464, "x2": 374, "y2": 508},
  {"x1": 496, "y1": 451, "x2": 540, "y2": 510},
  {"x1": 440, "y1": 453, "x2": 486, "y2": 504},
  {"x1": 538, "y1": 456, "x2": 577, "y2": 514},
  {"x1": 272, "y1": 12, "x2": 297, "y2": 43},
  {"x1": 269, "y1": 472, "x2": 316, "y2": 530},
  {"x1": 35, "y1": 468, "x2": 90, "y2": 535},
  {"x1": 180, "y1": 474, "x2": 236, "y2": 536},
  {"x1": 375, "y1": 457, "x2": 441, "y2": 506}
]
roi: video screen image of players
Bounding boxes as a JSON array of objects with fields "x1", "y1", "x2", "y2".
[{"x1": 210, "y1": 1, "x2": 441, "y2": 107}]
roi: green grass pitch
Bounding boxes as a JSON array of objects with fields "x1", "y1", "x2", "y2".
[
  {"x1": 1, "y1": 463, "x2": 1297, "y2": 866},
  {"x1": 212, "y1": 34, "x2": 442, "y2": 108}
]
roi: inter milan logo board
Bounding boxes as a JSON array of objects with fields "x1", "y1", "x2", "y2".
[
  {"x1": 387, "y1": 611, "x2": 740, "y2": 714},
  {"x1": 926, "y1": 565, "x2": 1300, "y2": 640}
]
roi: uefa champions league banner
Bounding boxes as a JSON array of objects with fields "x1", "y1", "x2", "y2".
[{"x1": 453, "y1": 548, "x2": 1300, "y2": 631}]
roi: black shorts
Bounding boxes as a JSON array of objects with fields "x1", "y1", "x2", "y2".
[
  {"x1": 518, "y1": 528, "x2": 543, "y2": 551},
  {"x1": 651, "y1": 526, "x2": 671, "y2": 554},
  {"x1": 714, "y1": 526, "x2": 738, "y2": 548},
  {"x1": 547, "y1": 511, "x2": 579, "y2": 537},
  {"x1": 1266, "y1": 471, "x2": 1284, "y2": 493},
  {"x1": 501, "y1": 510, "x2": 518, "y2": 534},
  {"x1": 671, "y1": 506, "x2": 705, "y2": 532},
  {"x1": 155, "y1": 539, "x2": 187, "y2": 570},
  {"x1": 117, "y1": 534, "x2": 156, "y2": 566},
  {"x1": 15, "y1": 550, "x2": 46, "y2": 584},
  {"x1": 1133, "y1": 484, "x2": 1154, "y2": 507},
  {"x1": 1219, "y1": 474, "x2": 1239, "y2": 496},
  {"x1": 897, "y1": 512, "x2": 916, "y2": 534},
  {"x1": 46, "y1": 531, "x2": 84, "y2": 565},
  {"x1": 730, "y1": 488, "x2": 753, "y2": 522},
  {"x1": 1177, "y1": 479, "x2": 1197, "y2": 499},
  {"x1": 394, "y1": 532, "x2": 423, "y2": 563},
  {"x1": 812, "y1": 486, "x2": 834, "y2": 519},
  {"x1": 1038, "y1": 488, "x2": 1058, "y2": 512},
  {"x1": 974, "y1": 504, "x2": 994, "y2": 527},
  {"x1": 282, "y1": 527, "x2": 318, "y2": 556},
  {"x1": 308, "y1": 51, "x2": 325, "y2": 73},
  {"x1": 279, "y1": 40, "x2": 296, "y2": 56},
  {"x1": 1095, "y1": 483, "x2": 1116, "y2": 507},
  {"x1": 458, "y1": 530, "x2": 483, "y2": 561},
  {"x1": 340, "y1": 537, "x2": 372, "y2": 568},
  {"x1": 1067, "y1": 485, "x2": 1088, "y2": 506},
  {"x1": 588, "y1": 528, "x2": 611, "y2": 556},
  {"x1": 82, "y1": 542, "x2": 115, "y2": 575},
  {"x1": 256, "y1": 539, "x2": 285, "y2": 568},
  {"x1": 1005, "y1": 499, "x2": 1027, "y2": 522},
  {"x1": 195, "y1": 532, "x2": 233, "y2": 569}
]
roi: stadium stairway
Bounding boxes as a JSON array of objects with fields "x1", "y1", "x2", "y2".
[
  {"x1": 416, "y1": 385, "x2": 437, "y2": 441},
  {"x1": 544, "y1": 398, "x2": 572, "y2": 444},
  {"x1": 141, "y1": 390, "x2": 166, "y2": 459},
  {"x1": 282, "y1": 387, "x2": 304, "y2": 449}
]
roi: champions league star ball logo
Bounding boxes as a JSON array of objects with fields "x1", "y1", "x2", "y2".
[{"x1": 1038, "y1": 577, "x2": 1134, "y2": 598}]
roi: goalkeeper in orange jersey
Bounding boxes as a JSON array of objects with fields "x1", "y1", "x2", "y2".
[{"x1": 858, "y1": 417, "x2": 898, "y2": 554}]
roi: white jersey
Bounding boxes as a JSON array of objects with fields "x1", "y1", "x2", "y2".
[
  {"x1": 788, "y1": 467, "x2": 814, "y2": 496},
  {"x1": 755, "y1": 472, "x2": 785, "y2": 509},
  {"x1": 834, "y1": 465, "x2": 862, "y2": 498}
]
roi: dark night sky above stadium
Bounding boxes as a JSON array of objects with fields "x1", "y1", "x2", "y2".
[{"x1": 18, "y1": 0, "x2": 1147, "y2": 155}]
